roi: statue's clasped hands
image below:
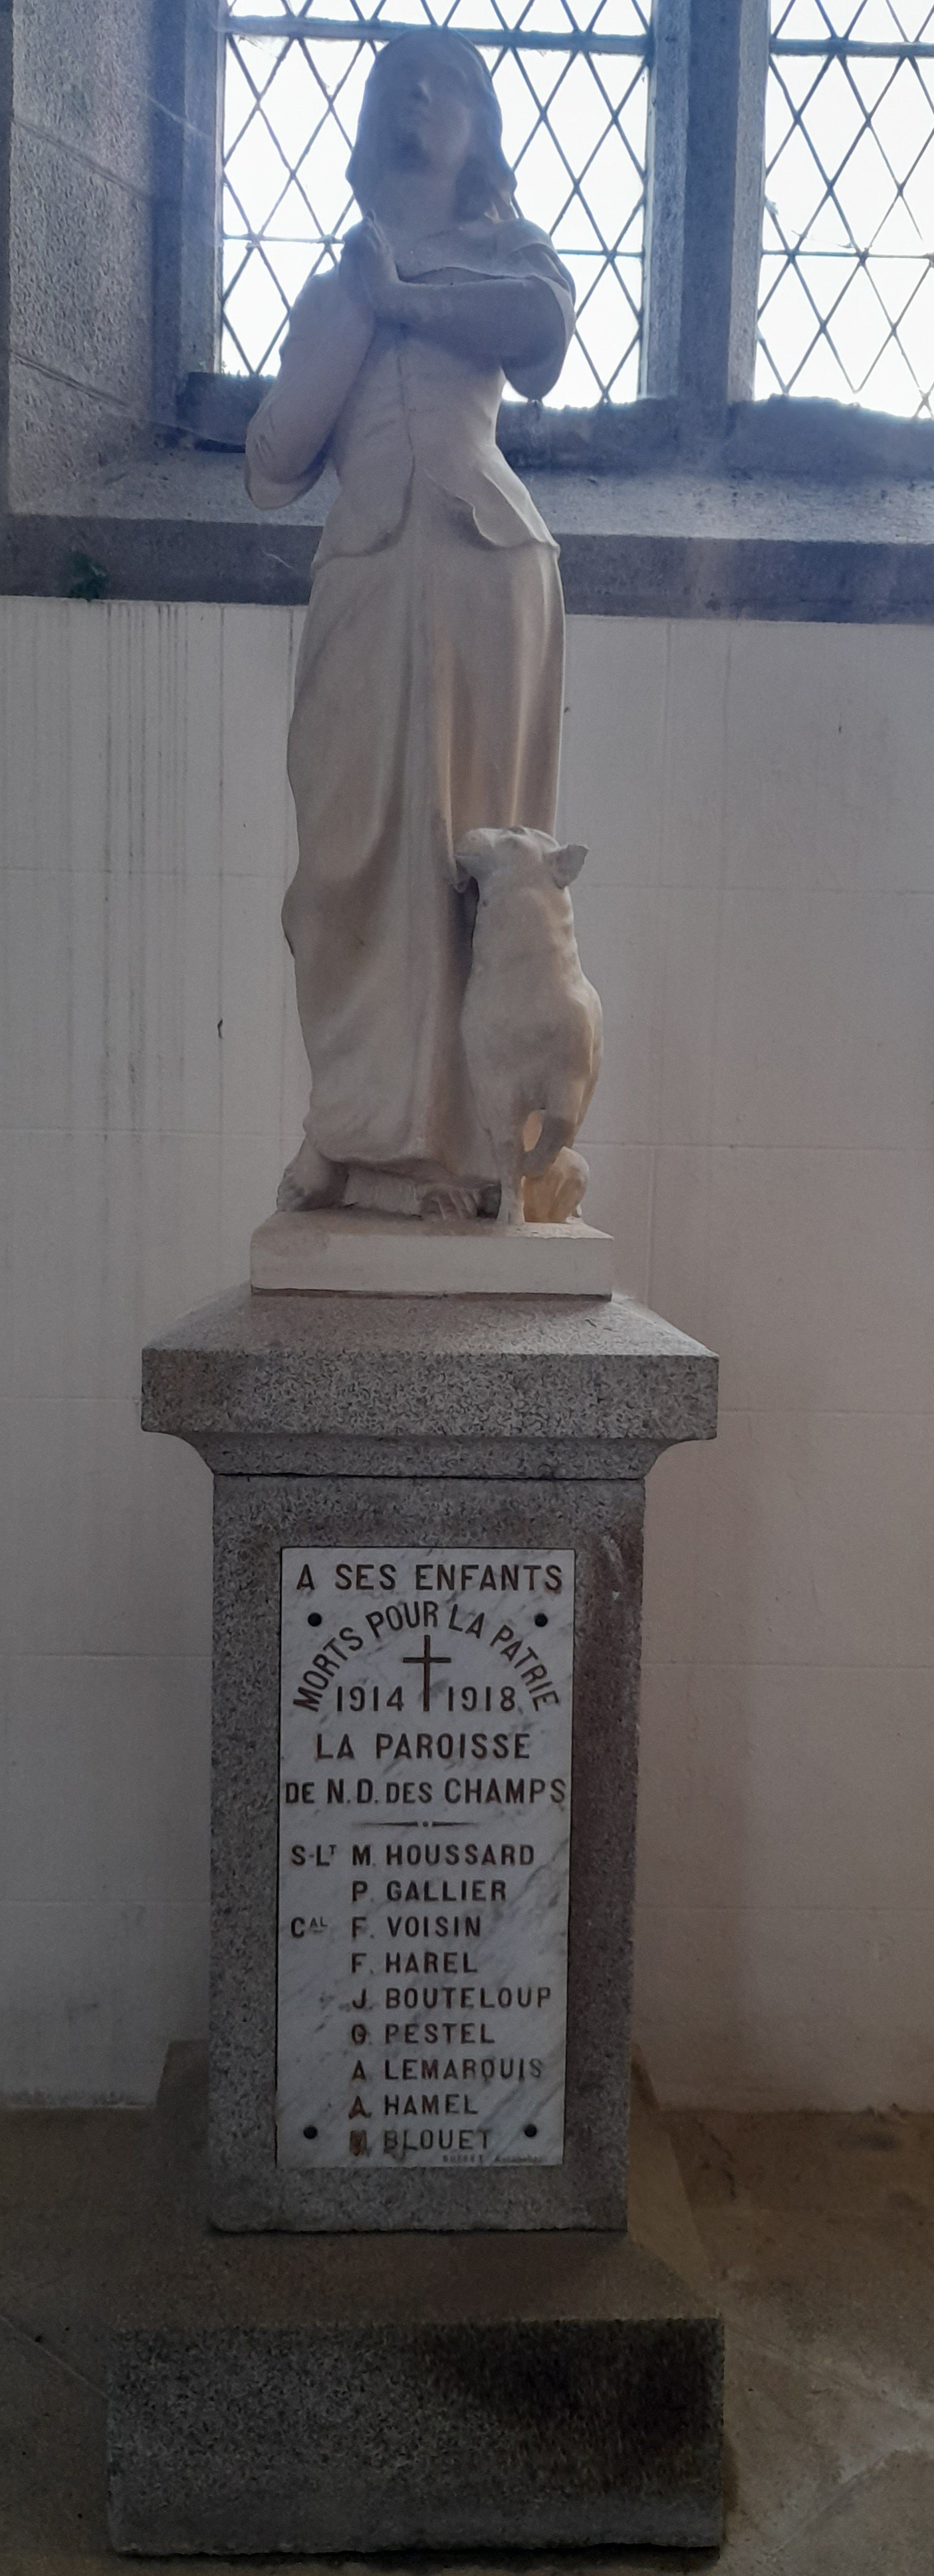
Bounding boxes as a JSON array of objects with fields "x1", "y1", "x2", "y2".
[{"x1": 340, "y1": 216, "x2": 403, "y2": 319}]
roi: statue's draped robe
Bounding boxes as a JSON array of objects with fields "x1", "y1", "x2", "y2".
[{"x1": 247, "y1": 218, "x2": 574, "y2": 1193}]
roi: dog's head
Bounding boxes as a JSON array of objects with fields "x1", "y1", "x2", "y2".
[{"x1": 455, "y1": 827, "x2": 588, "y2": 896}]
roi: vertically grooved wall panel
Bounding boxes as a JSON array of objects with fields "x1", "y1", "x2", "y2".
[{"x1": 2, "y1": 599, "x2": 934, "y2": 2106}]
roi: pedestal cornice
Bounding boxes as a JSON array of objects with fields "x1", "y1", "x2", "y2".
[{"x1": 141, "y1": 1284, "x2": 717, "y2": 1480}]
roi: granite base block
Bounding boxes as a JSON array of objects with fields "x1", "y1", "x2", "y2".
[
  {"x1": 106, "y1": 2049, "x2": 723, "y2": 2555},
  {"x1": 109, "y1": 2284, "x2": 722, "y2": 2555}
]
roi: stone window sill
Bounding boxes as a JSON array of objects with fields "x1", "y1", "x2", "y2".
[{"x1": 3, "y1": 396, "x2": 934, "y2": 621}]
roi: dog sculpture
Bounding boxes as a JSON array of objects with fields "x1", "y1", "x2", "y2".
[{"x1": 455, "y1": 827, "x2": 603, "y2": 1228}]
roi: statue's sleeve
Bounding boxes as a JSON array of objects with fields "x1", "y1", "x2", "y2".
[
  {"x1": 245, "y1": 272, "x2": 370, "y2": 510},
  {"x1": 497, "y1": 225, "x2": 576, "y2": 401}
]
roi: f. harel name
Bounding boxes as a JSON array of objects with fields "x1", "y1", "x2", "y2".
[{"x1": 287, "y1": 1826, "x2": 557, "y2": 2160}]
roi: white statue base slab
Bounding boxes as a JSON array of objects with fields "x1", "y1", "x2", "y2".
[{"x1": 250, "y1": 1209, "x2": 614, "y2": 1297}]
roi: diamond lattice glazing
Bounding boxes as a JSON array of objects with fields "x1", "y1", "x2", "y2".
[
  {"x1": 758, "y1": 1, "x2": 934, "y2": 415},
  {"x1": 221, "y1": 1, "x2": 651, "y2": 403}
]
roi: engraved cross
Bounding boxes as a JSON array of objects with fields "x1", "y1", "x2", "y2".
[{"x1": 402, "y1": 1633, "x2": 452, "y2": 1714}]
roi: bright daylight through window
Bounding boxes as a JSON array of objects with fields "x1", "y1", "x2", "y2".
[
  {"x1": 758, "y1": 1, "x2": 934, "y2": 416},
  {"x1": 220, "y1": 0, "x2": 651, "y2": 403}
]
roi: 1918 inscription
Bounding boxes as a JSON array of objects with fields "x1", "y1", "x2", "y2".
[{"x1": 277, "y1": 1547, "x2": 574, "y2": 2169}]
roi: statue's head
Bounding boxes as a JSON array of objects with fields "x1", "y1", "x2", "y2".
[{"x1": 347, "y1": 30, "x2": 517, "y2": 221}]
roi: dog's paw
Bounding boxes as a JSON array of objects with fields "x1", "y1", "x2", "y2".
[{"x1": 523, "y1": 1147, "x2": 588, "y2": 1223}]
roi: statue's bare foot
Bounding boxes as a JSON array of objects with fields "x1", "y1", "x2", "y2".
[
  {"x1": 421, "y1": 1182, "x2": 481, "y2": 1221},
  {"x1": 277, "y1": 1135, "x2": 347, "y2": 1212}
]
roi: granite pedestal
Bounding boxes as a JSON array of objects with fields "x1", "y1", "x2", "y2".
[{"x1": 117, "y1": 1284, "x2": 721, "y2": 2549}]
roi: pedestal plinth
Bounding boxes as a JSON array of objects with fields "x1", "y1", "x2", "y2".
[
  {"x1": 116, "y1": 1284, "x2": 721, "y2": 2549},
  {"x1": 251, "y1": 1206, "x2": 614, "y2": 1295}
]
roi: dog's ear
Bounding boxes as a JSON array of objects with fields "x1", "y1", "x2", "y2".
[
  {"x1": 548, "y1": 841, "x2": 588, "y2": 888},
  {"x1": 454, "y1": 827, "x2": 499, "y2": 888}
]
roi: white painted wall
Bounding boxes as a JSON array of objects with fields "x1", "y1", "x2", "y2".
[{"x1": 1, "y1": 598, "x2": 932, "y2": 2107}]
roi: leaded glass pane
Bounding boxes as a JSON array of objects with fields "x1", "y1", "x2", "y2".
[
  {"x1": 758, "y1": 0, "x2": 934, "y2": 413},
  {"x1": 220, "y1": 1, "x2": 651, "y2": 401}
]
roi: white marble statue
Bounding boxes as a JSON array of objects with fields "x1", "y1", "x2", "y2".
[{"x1": 245, "y1": 28, "x2": 601, "y2": 1226}]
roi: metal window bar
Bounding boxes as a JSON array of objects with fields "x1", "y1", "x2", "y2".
[
  {"x1": 219, "y1": 1, "x2": 653, "y2": 403},
  {"x1": 757, "y1": 4, "x2": 934, "y2": 417}
]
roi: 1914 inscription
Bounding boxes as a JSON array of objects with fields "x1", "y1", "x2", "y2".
[{"x1": 277, "y1": 1547, "x2": 574, "y2": 2170}]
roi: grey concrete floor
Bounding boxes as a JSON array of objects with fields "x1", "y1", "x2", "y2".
[{"x1": 1, "y1": 2089, "x2": 933, "y2": 2573}]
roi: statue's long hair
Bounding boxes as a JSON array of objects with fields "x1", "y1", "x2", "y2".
[{"x1": 347, "y1": 30, "x2": 517, "y2": 222}]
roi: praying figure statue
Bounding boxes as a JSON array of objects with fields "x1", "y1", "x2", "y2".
[{"x1": 246, "y1": 28, "x2": 600, "y2": 1225}]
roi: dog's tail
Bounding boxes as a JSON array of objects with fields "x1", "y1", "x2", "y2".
[{"x1": 522, "y1": 1110, "x2": 577, "y2": 1177}]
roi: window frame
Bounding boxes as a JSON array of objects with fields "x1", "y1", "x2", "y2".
[
  {"x1": 218, "y1": 1, "x2": 653, "y2": 401},
  {"x1": 168, "y1": 0, "x2": 934, "y2": 480},
  {"x1": 758, "y1": 8, "x2": 934, "y2": 419},
  {"x1": 5, "y1": 0, "x2": 934, "y2": 621}
]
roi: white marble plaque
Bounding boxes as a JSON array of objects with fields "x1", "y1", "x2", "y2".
[{"x1": 277, "y1": 1547, "x2": 574, "y2": 2171}]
